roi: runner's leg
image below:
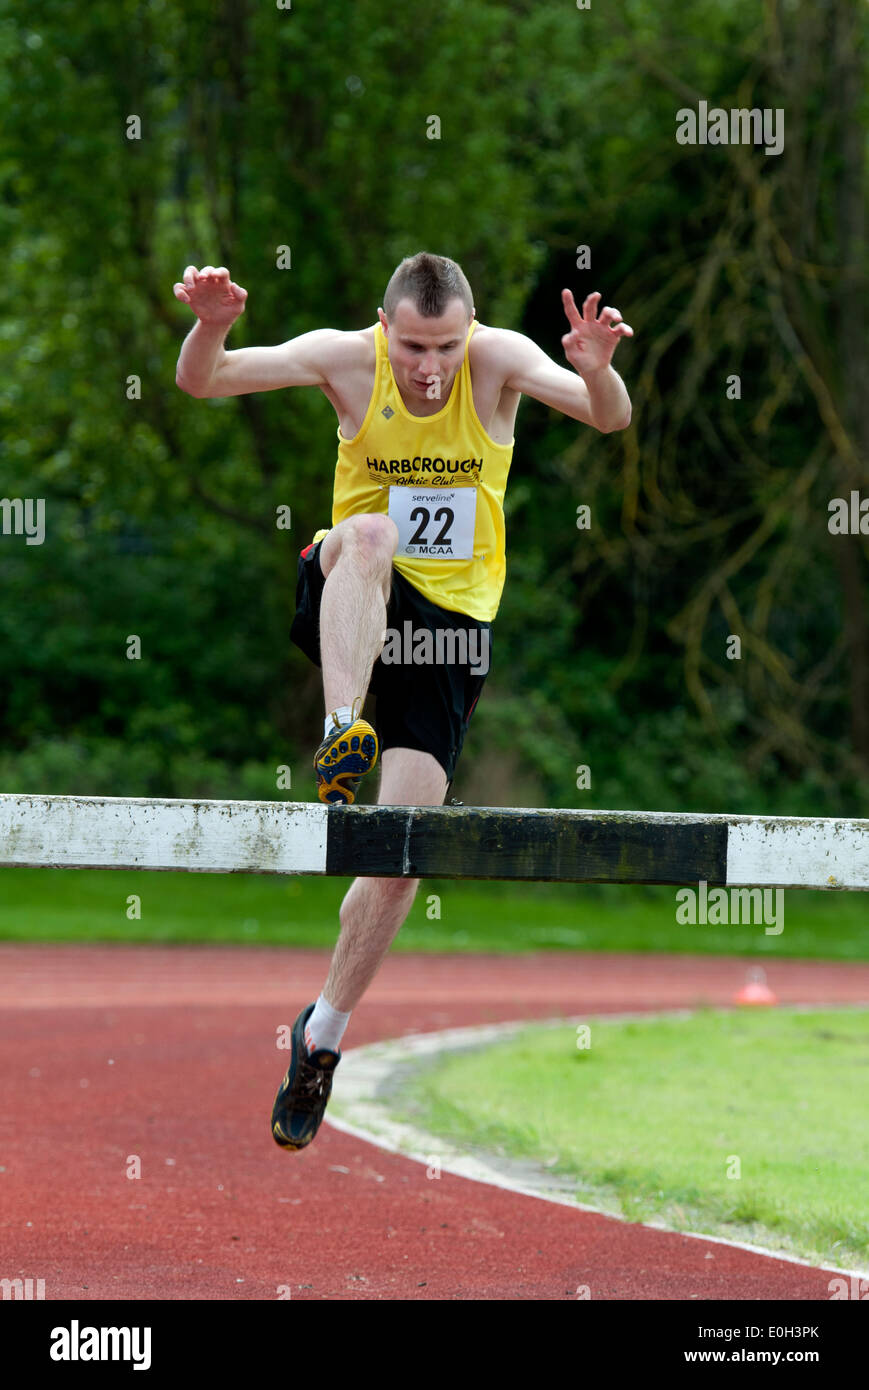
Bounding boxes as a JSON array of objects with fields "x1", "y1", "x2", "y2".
[
  {"x1": 318, "y1": 514, "x2": 398, "y2": 716},
  {"x1": 321, "y1": 747, "x2": 448, "y2": 1012},
  {"x1": 272, "y1": 747, "x2": 447, "y2": 1150}
]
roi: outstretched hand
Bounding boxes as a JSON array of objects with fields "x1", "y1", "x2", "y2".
[
  {"x1": 561, "y1": 289, "x2": 633, "y2": 374},
  {"x1": 173, "y1": 265, "x2": 248, "y2": 326}
]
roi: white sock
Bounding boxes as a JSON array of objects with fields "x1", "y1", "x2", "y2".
[
  {"x1": 324, "y1": 705, "x2": 355, "y2": 739},
  {"x1": 305, "y1": 994, "x2": 351, "y2": 1056}
]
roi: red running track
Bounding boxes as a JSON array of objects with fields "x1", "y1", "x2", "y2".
[{"x1": 1, "y1": 944, "x2": 867, "y2": 1301}]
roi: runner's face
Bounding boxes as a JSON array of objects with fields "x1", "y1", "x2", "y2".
[{"x1": 382, "y1": 298, "x2": 473, "y2": 403}]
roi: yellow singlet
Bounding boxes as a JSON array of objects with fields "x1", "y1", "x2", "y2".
[{"x1": 310, "y1": 319, "x2": 515, "y2": 623}]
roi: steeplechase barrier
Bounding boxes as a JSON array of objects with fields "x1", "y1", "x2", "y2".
[{"x1": 0, "y1": 794, "x2": 866, "y2": 888}]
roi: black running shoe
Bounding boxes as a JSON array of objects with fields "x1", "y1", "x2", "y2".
[{"x1": 271, "y1": 1003, "x2": 341, "y2": 1152}]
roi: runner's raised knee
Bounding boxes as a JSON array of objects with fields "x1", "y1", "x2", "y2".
[{"x1": 343, "y1": 512, "x2": 399, "y2": 568}]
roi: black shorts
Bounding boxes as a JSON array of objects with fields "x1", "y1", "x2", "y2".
[{"x1": 289, "y1": 539, "x2": 491, "y2": 787}]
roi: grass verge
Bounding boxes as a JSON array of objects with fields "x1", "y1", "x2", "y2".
[
  {"x1": 1, "y1": 869, "x2": 867, "y2": 959},
  {"x1": 387, "y1": 1007, "x2": 869, "y2": 1272}
]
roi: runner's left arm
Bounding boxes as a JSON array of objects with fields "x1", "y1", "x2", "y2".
[{"x1": 499, "y1": 289, "x2": 633, "y2": 433}]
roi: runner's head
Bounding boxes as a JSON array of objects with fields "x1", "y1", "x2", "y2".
[{"x1": 379, "y1": 253, "x2": 475, "y2": 403}]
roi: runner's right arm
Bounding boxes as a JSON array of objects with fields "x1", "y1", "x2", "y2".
[{"x1": 173, "y1": 265, "x2": 340, "y2": 398}]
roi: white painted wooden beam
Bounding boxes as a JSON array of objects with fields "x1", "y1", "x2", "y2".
[{"x1": 0, "y1": 795, "x2": 866, "y2": 888}]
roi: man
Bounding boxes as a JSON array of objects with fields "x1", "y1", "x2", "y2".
[{"x1": 173, "y1": 252, "x2": 633, "y2": 1152}]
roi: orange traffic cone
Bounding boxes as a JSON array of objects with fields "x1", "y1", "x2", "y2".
[{"x1": 733, "y1": 965, "x2": 777, "y2": 1005}]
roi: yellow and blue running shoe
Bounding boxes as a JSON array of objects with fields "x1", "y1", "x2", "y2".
[{"x1": 314, "y1": 699, "x2": 378, "y2": 805}]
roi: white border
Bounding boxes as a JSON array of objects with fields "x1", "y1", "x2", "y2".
[
  {"x1": 727, "y1": 820, "x2": 869, "y2": 889},
  {"x1": 0, "y1": 794, "x2": 328, "y2": 874}
]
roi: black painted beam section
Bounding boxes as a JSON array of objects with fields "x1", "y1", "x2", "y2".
[{"x1": 325, "y1": 806, "x2": 729, "y2": 884}]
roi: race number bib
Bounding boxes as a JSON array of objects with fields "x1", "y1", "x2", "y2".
[{"x1": 388, "y1": 486, "x2": 477, "y2": 560}]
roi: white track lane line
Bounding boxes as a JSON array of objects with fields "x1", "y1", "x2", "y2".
[{"x1": 325, "y1": 1007, "x2": 869, "y2": 1281}]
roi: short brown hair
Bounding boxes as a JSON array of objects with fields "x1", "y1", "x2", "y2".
[{"x1": 383, "y1": 252, "x2": 474, "y2": 321}]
